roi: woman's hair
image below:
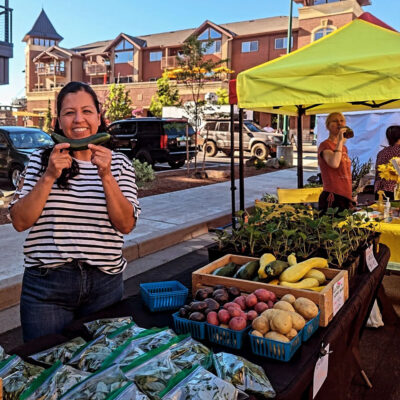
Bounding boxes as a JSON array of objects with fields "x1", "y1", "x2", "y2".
[
  {"x1": 41, "y1": 82, "x2": 107, "y2": 189},
  {"x1": 325, "y1": 112, "x2": 344, "y2": 130},
  {"x1": 386, "y1": 125, "x2": 400, "y2": 146}
]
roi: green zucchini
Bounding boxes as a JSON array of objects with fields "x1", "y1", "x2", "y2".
[
  {"x1": 51, "y1": 132, "x2": 111, "y2": 151},
  {"x1": 265, "y1": 260, "x2": 289, "y2": 278},
  {"x1": 212, "y1": 262, "x2": 237, "y2": 277},
  {"x1": 233, "y1": 260, "x2": 259, "y2": 280}
]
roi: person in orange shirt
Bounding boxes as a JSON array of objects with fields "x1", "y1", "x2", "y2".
[{"x1": 318, "y1": 112, "x2": 354, "y2": 212}]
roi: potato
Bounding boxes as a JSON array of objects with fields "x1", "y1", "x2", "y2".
[
  {"x1": 228, "y1": 307, "x2": 241, "y2": 318},
  {"x1": 220, "y1": 324, "x2": 229, "y2": 329},
  {"x1": 223, "y1": 302, "x2": 241, "y2": 310},
  {"x1": 252, "y1": 316, "x2": 270, "y2": 334},
  {"x1": 206, "y1": 311, "x2": 219, "y2": 326},
  {"x1": 247, "y1": 310, "x2": 258, "y2": 321},
  {"x1": 245, "y1": 293, "x2": 258, "y2": 308},
  {"x1": 254, "y1": 302, "x2": 269, "y2": 314},
  {"x1": 253, "y1": 289, "x2": 271, "y2": 302},
  {"x1": 233, "y1": 296, "x2": 247, "y2": 310},
  {"x1": 286, "y1": 328, "x2": 298, "y2": 340},
  {"x1": 289, "y1": 311, "x2": 306, "y2": 331},
  {"x1": 229, "y1": 316, "x2": 247, "y2": 331},
  {"x1": 264, "y1": 331, "x2": 290, "y2": 343},
  {"x1": 217, "y1": 309, "x2": 230, "y2": 324},
  {"x1": 280, "y1": 294, "x2": 296, "y2": 304},
  {"x1": 293, "y1": 297, "x2": 319, "y2": 319},
  {"x1": 251, "y1": 329, "x2": 264, "y2": 337},
  {"x1": 273, "y1": 301, "x2": 295, "y2": 312},
  {"x1": 261, "y1": 308, "x2": 280, "y2": 321},
  {"x1": 271, "y1": 310, "x2": 292, "y2": 334}
]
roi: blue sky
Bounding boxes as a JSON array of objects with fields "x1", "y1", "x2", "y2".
[{"x1": 0, "y1": 0, "x2": 399, "y2": 104}]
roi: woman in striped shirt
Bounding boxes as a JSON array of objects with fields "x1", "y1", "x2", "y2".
[{"x1": 9, "y1": 82, "x2": 140, "y2": 342}]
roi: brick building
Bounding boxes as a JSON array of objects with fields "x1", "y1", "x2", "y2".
[{"x1": 23, "y1": 0, "x2": 372, "y2": 132}]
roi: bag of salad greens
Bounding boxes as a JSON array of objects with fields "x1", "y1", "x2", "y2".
[
  {"x1": 29, "y1": 337, "x2": 87, "y2": 366},
  {"x1": 20, "y1": 361, "x2": 90, "y2": 400},
  {"x1": 159, "y1": 365, "x2": 243, "y2": 400},
  {"x1": 0, "y1": 345, "x2": 8, "y2": 361},
  {"x1": 104, "y1": 382, "x2": 149, "y2": 400},
  {"x1": 0, "y1": 355, "x2": 44, "y2": 400},
  {"x1": 213, "y1": 352, "x2": 276, "y2": 398},
  {"x1": 106, "y1": 322, "x2": 146, "y2": 346},
  {"x1": 59, "y1": 364, "x2": 128, "y2": 400},
  {"x1": 84, "y1": 317, "x2": 133, "y2": 338}
]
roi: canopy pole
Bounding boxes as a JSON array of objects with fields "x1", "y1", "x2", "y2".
[
  {"x1": 297, "y1": 106, "x2": 305, "y2": 188},
  {"x1": 230, "y1": 104, "x2": 236, "y2": 229},
  {"x1": 239, "y1": 108, "x2": 245, "y2": 211}
]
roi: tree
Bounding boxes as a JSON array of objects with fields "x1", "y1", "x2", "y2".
[
  {"x1": 43, "y1": 99, "x2": 53, "y2": 133},
  {"x1": 104, "y1": 83, "x2": 133, "y2": 122},
  {"x1": 171, "y1": 34, "x2": 229, "y2": 171},
  {"x1": 149, "y1": 71, "x2": 181, "y2": 117}
]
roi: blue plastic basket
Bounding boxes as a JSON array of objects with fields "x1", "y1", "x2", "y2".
[
  {"x1": 172, "y1": 312, "x2": 206, "y2": 340},
  {"x1": 206, "y1": 323, "x2": 249, "y2": 349},
  {"x1": 140, "y1": 281, "x2": 188, "y2": 312},
  {"x1": 302, "y1": 311, "x2": 320, "y2": 342},
  {"x1": 249, "y1": 330, "x2": 302, "y2": 362}
]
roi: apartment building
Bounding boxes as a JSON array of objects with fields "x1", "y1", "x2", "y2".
[
  {"x1": 0, "y1": 0, "x2": 13, "y2": 85},
  {"x1": 23, "y1": 0, "x2": 371, "y2": 129}
]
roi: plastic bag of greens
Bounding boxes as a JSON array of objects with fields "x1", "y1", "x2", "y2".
[
  {"x1": 106, "y1": 322, "x2": 146, "y2": 346},
  {"x1": 101, "y1": 328, "x2": 178, "y2": 370},
  {"x1": 84, "y1": 317, "x2": 133, "y2": 338},
  {"x1": 213, "y1": 352, "x2": 276, "y2": 399},
  {"x1": 20, "y1": 361, "x2": 90, "y2": 400},
  {"x1": 0, "y1": 355, "x2": 44, "y2": 400},
  {"x1": 104, "y1": 382, "x2": 149, "y2": 400},
  {"x1": 159, "y1": 365, "x2": 242, "y2": 400},
  {"x1": 59, "y1": 364, "x2": 128, "y2": 400},
  {"x1": 29, "y1": 337, "x2": 87, "y2": 366},
  {"x1": 0, "y1": 344, "x2": 8, "y2": 361}
]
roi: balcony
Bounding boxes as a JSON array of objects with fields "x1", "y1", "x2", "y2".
[
  {"x1": 36, "y1": 66, "x2": 66, "y2": 76},
  {"x1": 85, "y1": 63, "x2": 108, "y2": 76},
  {"x1": 161, "y1": 56, "x2": 181, "y2": 69}
]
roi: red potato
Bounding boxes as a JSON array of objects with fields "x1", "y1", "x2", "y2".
[
  {"x1": 229, "y1": 316, "x2": 247, "y2": 331},
  {"x1": 218, "y1": 309, "x2": 230, "y2": 324},
  {"x1": 254, "y1": 302, "x2": 269, "y2": 314},
  {"x1": 267, "y1": 300, "x2": 275, "y2": 309},
  {"x1": 207, "y1": 311, "x2": 219, "y2": 326},
  {"x1": 240, "y1": 311, "x2": 248, "y2": 321},
  {"x1": 269, "y1": 292, "x2": 277, "y2": 302},
  {"x1": 233, "y1": 296, "x2": 247, "y2": 310},
  {"x1": 245, "y1": 293, "x2": 258, "y2": 308},
  {"x1": 247, "y1": 310, "x2": 258, "y2": 321},
  {"x1": 254, "y1": 289, "x2": 270, "y2": 302},
  {"x1": 223, "y1": 302, "x2": 241, "y2": 310},
  {"x1": 228, "y1": 307, "x2": 241, "y2": 318}
]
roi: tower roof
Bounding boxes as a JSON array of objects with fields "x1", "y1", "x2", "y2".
[{"x1": 23, "y1": 9, "x2": 63, "y2": 42}]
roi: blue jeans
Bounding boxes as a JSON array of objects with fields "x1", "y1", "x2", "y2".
[{"x1": 20, "y1": 261, "x2": 124, "y2": 342}]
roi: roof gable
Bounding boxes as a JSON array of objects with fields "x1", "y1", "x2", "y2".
[
  {"x1": 33, "y1": 45, "x2": 80, "y2": 62},
  {"x1": 104, "y1": 33, "x2": 146, "y2": 52},
  {"x1": 23, "y1": 9, "x2": 63, "y2": 42}
]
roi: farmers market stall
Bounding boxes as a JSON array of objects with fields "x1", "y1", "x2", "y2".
[{"x1": 6, "y1": 244, "x2": 393, "y2": 400}]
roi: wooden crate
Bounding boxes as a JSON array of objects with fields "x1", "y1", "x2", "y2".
[{"x1": 192, "y1": 254, "x2": 349, "y2": 327}]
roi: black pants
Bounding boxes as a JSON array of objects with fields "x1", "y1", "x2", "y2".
[
  {"x1": 374, "y1": 190, "x2": 394, "y2": 200},
  {"x1": 318, "y1": 191, "x2": 354, "y2": 213}
]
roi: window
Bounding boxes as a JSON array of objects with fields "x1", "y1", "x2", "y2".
[
  {"x1": 198, "y1": 27, "x2": 222, "y2": 55},
  {"x1": 241, "y1": 41, "x2": 258, "y2": 53},
  {"x1": 218, "y1": 122, "x2": 229, "y2": 132},
  {"x1": 115, "y1": 39, "x2": 134, "y2": 51},
  {"x1": 115, "y1": 76, "x2": 133, "y2": 83},
  {"x1": 313, "y1": 0, "x2": 341, "y2": 4},
  {"x1": 198, "y1": 28, "x2": 221, "y2": 40},
  {"x1": 201, "y1": 40, "x2": 221, "y2": 55},
  {"x1": 149, "y1": 51, "x2": 162, "y2": 62},
  {"x1": 314, "y1": 27, "x2": 334, "y2": 41},
  {"x1": 114, "y1": 50, "x2": 133, "y2": 64},
  {"x1": 204, "y1": 122, "x2": 216, "y2": 131},
  {"x1": 275, "y1": 36, "x2": 293, "y2": 50}
]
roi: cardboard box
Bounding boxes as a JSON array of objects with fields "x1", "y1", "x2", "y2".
[{"x1": 192, "y1": 254, "x2": 349, "y2": 327}]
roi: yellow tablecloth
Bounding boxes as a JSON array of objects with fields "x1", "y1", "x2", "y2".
[
  {"x1": 377, "y1": 219, "x2": 400, "y2": 263},
  {"x1": 276, "y1": 187, "x2": 323, "y2": 204}
]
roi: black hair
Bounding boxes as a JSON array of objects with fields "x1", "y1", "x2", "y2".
[
  {"x1": 40, "y1": 82, "x2": 107, "y2": 189},
  {"x1": 386, "y1": 125, "x2": 400, "y2": 146}
]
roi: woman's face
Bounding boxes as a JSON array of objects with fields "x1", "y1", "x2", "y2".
[
  {"x1": 58, "y1": 90, "x2": 100, "y2": 140},
  {"x1": 327, "y1": 113, "x2": 346, "y2": 136}
]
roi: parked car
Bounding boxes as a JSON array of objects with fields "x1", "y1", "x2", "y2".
[
  {"x1": 0, "y1": 126, "x2": 53, "y2": 188},
  {"x1": 199, "y1": 119, "x2": 283, "y2": 159},
  {"x1": 107, "y1": 118, "x2": 197, "y2": 168}
]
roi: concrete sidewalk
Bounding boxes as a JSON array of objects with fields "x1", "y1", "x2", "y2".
[{"x1": 0, "y1": 166, "x2": 315, "y2": 333}]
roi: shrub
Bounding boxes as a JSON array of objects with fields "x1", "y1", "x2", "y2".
[{"x1": 132, "y1": 159, "x2": 155, "y2": 187}]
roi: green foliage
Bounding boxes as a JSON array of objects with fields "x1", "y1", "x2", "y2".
[
  {"x1": 104, "y1": 84, "x2": 133, "y2": 122},
  {"x1": 216, "y1": 88, "x2": 229, "y2": 105},
  {"x1": 304, "y1": 182, "x2": 323, "y2": 188},
  {"x1": 133, "y1": 159, "x2": 155, "y2": 187},
  {"x1": 149, "y1": 72, "x2": 181, "y2": 117},
  {"x1": 351, "y1": 156, "x2": 372, "y2": 195},
  {"x1": 43, "y1": 99, "x2": 53, "y2": 134}
]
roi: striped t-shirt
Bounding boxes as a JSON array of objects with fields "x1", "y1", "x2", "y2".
[{"x1": 10, "y1": 150, "x2": 141, "y2": 274}]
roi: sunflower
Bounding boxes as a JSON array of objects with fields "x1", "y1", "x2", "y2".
[{"x1": 378, "y1": 162, "x2": 399, "y2": 182}]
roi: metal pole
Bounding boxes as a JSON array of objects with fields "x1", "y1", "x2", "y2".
[
  {"x1": 239, "y1": 108, "x2": 245, "y2": 211},
  {"x1": 297, "y1": 106, "x2": 304, "y2": 188},
  {"x1": 230, "y1": 104, "x2": 236, "y2": 229}
]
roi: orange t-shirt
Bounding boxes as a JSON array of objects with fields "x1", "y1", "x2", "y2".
[{"x1": 318, "y1": 139, "x2": 352, "y2": 200}]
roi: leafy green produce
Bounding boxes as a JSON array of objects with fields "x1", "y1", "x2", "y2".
[
  {"x1": 213, "y1": 352, "x2": 276, "y2": 398},
  {"x1": 84, "y1": 317, "x2": 133, "y2": 338},
  {"x1": 169, "y1": 336, "x2": 211, "y2": 370},
  {"x1": 0, "y1": 345, "x2": 8, "y2": 361},
  {"x1": 106, "y1": 322, "x2": 146, "y2": 346},
  {"x1": 29, "y1": 337, "x2": 87, "y2": 366},
  {"x1": 104, "y1": 382, "x2": 149, "y2": 399}
]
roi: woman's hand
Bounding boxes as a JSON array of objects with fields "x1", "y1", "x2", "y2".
[
  {"x1": 338, "y1": 128, "x2": 347, "y2": 144},
  {"x1": 88, "y1": 144, "x2": 112, "y2": 178},
  {"x1": 45, "y1": 143, "x2": 72, "y2": 180}
]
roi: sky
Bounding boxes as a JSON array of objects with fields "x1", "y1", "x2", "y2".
[{"x1": 0, "y1": 0, "x2": 399, "y2": 105}]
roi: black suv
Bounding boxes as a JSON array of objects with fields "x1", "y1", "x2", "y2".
[
  {"x1": 0, "y1": 126, "x2": 53, "y2": 188},
  {"x1": 107, "y1": 118, "x2": 197, "y2": 168}
]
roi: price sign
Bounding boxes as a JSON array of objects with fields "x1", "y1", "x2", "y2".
[
  {"x1": 366, "y1": 245, "x2": 378, "y2": 272},
  {"x1": 313, "y1": 344, "x2": 330, "y2": 398},
  {"x1": 332, "y1": 276, "x2": 345, "y2": 316}
]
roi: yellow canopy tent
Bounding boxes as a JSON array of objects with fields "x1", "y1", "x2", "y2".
[{"x1": 237, "y1": 19, "x2": 400, "y2": 186}]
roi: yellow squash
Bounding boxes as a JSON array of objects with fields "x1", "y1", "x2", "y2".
[
  {"x1": 287, "y1": 253, "x2": 297, "y2": 266},
  {"x1": 304, "y1": 269, "x2": 326, "y2": 285},
  {"x1": 258, "y1": 253, "x2": 276, "y2": 279},
  {"x1": 280, "y1": 278, "x2": 320, "y2": 289},
  {"x1": 279, "y1": 257, "x2": 328, "y2": 283},
  {"x1": 308, "y1": 286, "x2": 326, "y2": 292}
]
